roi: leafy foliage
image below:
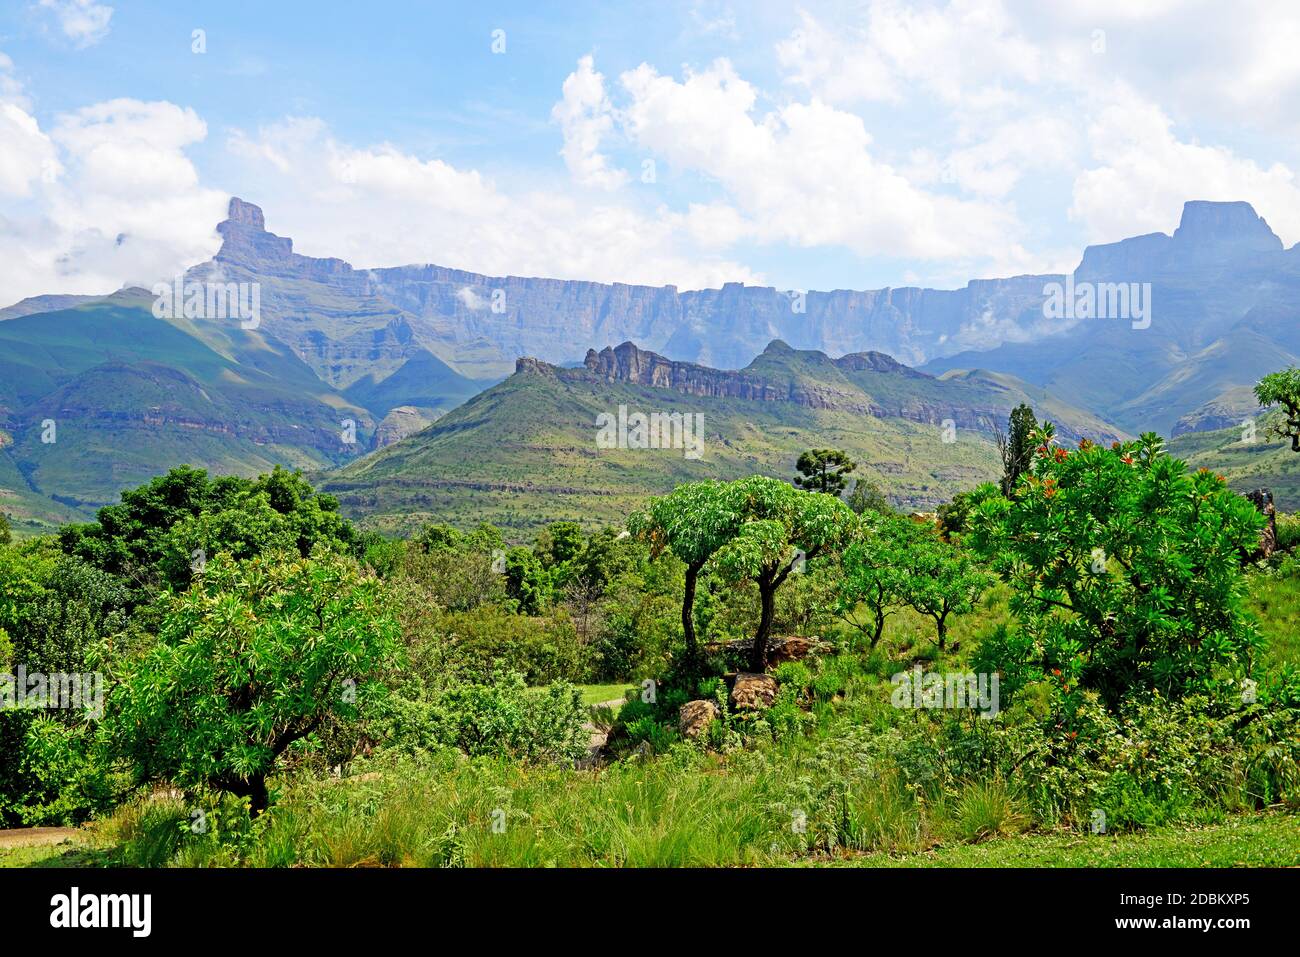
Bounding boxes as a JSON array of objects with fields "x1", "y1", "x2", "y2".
[
  {"x1": 60, "y1": 465, "x2": 357, "y2": 595},
  {"x1": 970, "y1": 431, "x2": 1264, "y2": 703},
  {"x1": 1254, "y1": 366, "x2": 1300, "y2": 451},
  {"x1": 108, "y1": 549, "x2": 401, "y2": 813},
  {"x1": 997, "y1": 403, "x2": 1039, "y2": 496}
]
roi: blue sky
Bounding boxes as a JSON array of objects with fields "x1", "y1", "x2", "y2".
[{"x1": 3, "y1": 0, "x2": 1299, "y2": 302}]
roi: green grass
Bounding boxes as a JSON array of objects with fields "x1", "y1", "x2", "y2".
[
  {"x1": 831, "y1": 812, "x2": 1300, "y2": 867},
  {"x1": 1246, "y1": 566, "x2": 1300, "y2": 674},
  {"x1": 576, "y1": 683, "x2": 633, "y2": 707}
]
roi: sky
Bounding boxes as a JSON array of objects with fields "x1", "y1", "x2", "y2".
[{"x1": 2, "y1": 0, "x2": 1299, "y2": 304}]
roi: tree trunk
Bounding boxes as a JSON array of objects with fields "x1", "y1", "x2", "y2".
[
  {"x1": 872, "y1": 608, "x2": 885, "y2": 646},
  {"x1": 749, "y1": 575, "x2": 777, "y2": 672},
  {"x1": 248, "y1": 777, "x2": 269, "y2": 817},
  {"x1": 935, "y1": 614, "x2": 947, "y2": 651},
  {"x1": 682, "y1": 562, "x2": 702, "y2": 664},
  {"x1": 223, "y1": 774, "x2": 270, "y2": 817}
]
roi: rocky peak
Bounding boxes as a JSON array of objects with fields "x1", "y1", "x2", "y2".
[
  {"x1": 1077, "y1": 200, "x2": 1282, "y2": 278},
  {"x1": 215, "y1": 197, "x2": 293, "y2": 265},
  {"x1": 834, "y1": 350, "x2": 930, "y2": 378},
  {"x1": 226, "y1": 197, "x2": 265, "y2": 229},
  {"x1": 1172, "y1": 200, "x2": 1282, "y2": 255}
]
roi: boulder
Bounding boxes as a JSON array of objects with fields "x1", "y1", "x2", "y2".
[
  {"x1": 679, "y1": 700, "x2": 720, "y2": 739},
  {"x1": 730, "y1": 672, "x2": 779, "y2": 711},
  {"x1": 767, "y1": 635, "x2": 828, "y2": 665}
]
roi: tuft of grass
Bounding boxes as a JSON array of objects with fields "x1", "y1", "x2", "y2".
[{"x1": 947, "y1": 778, "x2": 1028, "y2": 844}]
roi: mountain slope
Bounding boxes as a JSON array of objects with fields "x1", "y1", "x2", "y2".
[
  {"x1": 1169, "y1": 409, "x2": 1300, "y2": 509},
  {"x1": 0, "y1": 292, "x2": 379, "y2": 527},
  {"x1": 321, "y1": 340, "x2": 1128, "y2": 537},
  {"x1": 923, "y1": 201, "x2": 1300, "y2": 437}
]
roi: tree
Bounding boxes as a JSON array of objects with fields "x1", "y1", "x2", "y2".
[
  {"x1": 109, "y1": 549, "x2": 401, "y2": 815},
  {"x1": 0, "y1": 512, "x2": 10, "y2": 545},
  {"x1": 969, "y1": 431, "x2": 1263, "y2": 702},
  {"x1": 846, "y1": 478, "x2": 893, "y2": 516},
  {"x1": 629, "y1": 481, "x2": 745, "y2": 667},
  {"x1": 996, "y1": 403, "x2": 1039, "y2": 496},
  {"x1": 1254, "y1": 367, "x2": 1300, "y2": 450},
  {"x1": 837, "y1": 514, "x2": 912, "y2": 645},
  {"x1": 708, "y1": 476, "x2": 855, "y2": 670},
  {"x1": 894, "y1": 524, "x2": 990, "y2": 649},
  {"x1": 504, "y1": 547, "x2": 553, "y2": 615},
  {"x1": 60, "y1": 466, "x2": 356, "y2": 594},
  {"x1": 793, "y1": 449, "x2": 856, "y2": 496}
]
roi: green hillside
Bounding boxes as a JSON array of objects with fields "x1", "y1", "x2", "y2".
[
  {"x1": 1169, "y1": 408, "x2": 1300, "y2": 508},
  {"x1": 321, "y1": 343, "x2": 1128, "y2": 538},
  {"x1": 0, "y1": 295, "x2": 381, "y2": 528}
]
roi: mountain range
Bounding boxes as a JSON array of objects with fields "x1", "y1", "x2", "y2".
[
  {"x1": 319, "y1": 339, "x2": 1126, "y2": 537},
  {"x1": 1, "y1": 196, "x2": 1296, "y2": 534}
]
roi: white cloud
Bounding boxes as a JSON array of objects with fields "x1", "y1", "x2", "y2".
[
  {"x1": 456, "y1": 287, "x2": 488, "y2": 310},
  {"x1": 0, "y1": 95, "x2": 227, "y2": 303},
  {"x1": 1071, "y1": 84, "x2": 1300, "y2": 244},
  {"x1": 617, "y1": 58, "x2": 1022, "y2": 264},
  {"x1": 777, "y1": 0, "x2": 1042, "y2": 109},
  {"x1": 552, "y1": 55, "x2": 628, "y2": 190},
  {"x1": 0, "y1": 56, "x2": 59, "y2": 198},
  {"x1": 36, "y1": 0, "x2": 113, "y2": 48},
  {"x1": 224, "y1": 116, "x2": 761, "y2": 290}
]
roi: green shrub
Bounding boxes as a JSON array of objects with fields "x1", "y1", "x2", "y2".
[{"x1": 426, "y1": 671, "x2": 589, "y2": 763}]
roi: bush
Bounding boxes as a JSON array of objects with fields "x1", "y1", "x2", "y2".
[
  {"x1": 418, "y1": 672, "x2": 589, "y2": 763},
  {"x1": 971, "y1": 432, "x2": 1263, "y2": 703}
]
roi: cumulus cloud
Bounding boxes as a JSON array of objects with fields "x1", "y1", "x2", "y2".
[
  {"x1": 1071, "y1": 84, "x2": 1300, "y2": 244},
  {"x1": 777, "y1": 0, "x2": 1042, "y2": 109},
  {"x1": 616, "y1": 58, "x2": 1023, "y2": 264},
  {"x1": 225, "y1": 115, "x2": 760, "y2": 289},
  {"x1": 0, "y1": 92, "x2": 227, "y2": 303},
  {"x1": 552, "y1": 55, "x2": 628, "y2": 190},
  {"x1": 36, "y1": 0, "x2": 113, "y2": 48},
  {"x1": 0, "y1": 56, "x2": 59, "y2": 198}
]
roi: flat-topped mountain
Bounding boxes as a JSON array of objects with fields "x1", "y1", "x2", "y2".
[
  {"x1": 193, "y1": 197, "x2": 1299, "y2": 439},
  {"x1": 927, "y1": 201, "x2": 1300, "y2": 437}
]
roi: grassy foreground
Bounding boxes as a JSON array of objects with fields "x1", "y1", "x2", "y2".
[
  {"x1": 4, "y1": 808, "x2": 1296, "y2": 869},
  {"x1": 833, "y1": 812, "x2": 1300, "y2": 867}
]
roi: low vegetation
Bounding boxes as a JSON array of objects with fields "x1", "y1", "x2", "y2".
[{"x1": 1, "y1": 402, "x2": 1297, "y2": 868}]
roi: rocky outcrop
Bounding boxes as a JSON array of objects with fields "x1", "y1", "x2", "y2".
[
  {"x1": 1077, "y1": 200, "x2": 1283, "y2": 278},
  {"x1": 679, "y1": 700, "x2": 720, "y2": 739},
  {"x1": 374, "y1": 406, "x2": 434, "y2": 448},
  {"x1": 514, "y1": 339, "x2": 1119, "y2": 444},
  {"x1": 730, "y1": 673, "x2": 779, "y2": 711},
  {"x1": 766, "y1": 636, "x2": 830, "y2": 665}
]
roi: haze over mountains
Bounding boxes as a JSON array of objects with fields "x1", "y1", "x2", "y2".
[{"x1": 1, "y1": 196, "x2": 1296, "y2": 533}]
